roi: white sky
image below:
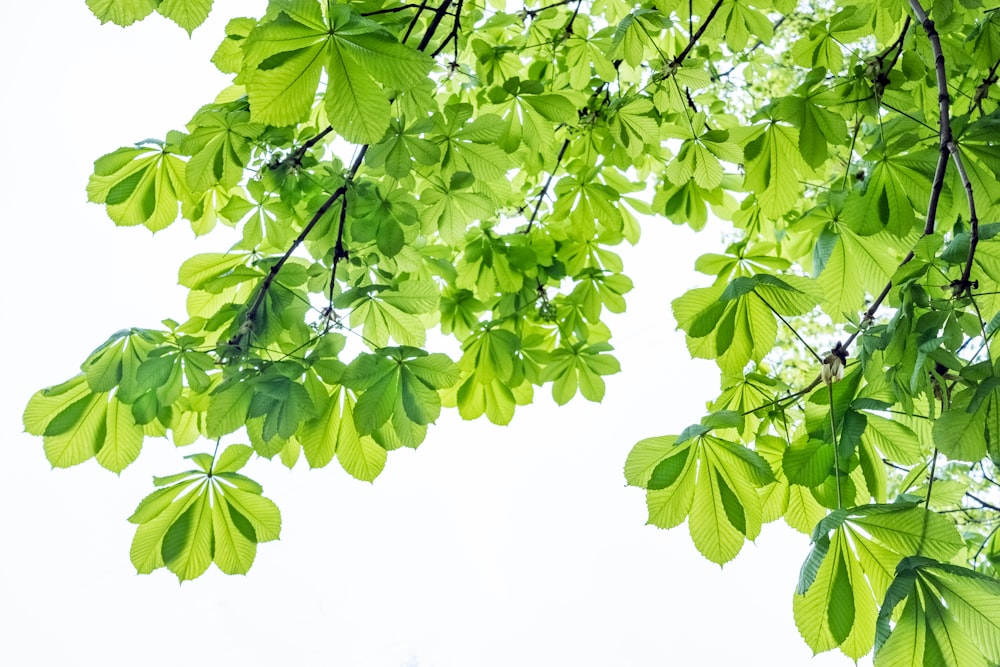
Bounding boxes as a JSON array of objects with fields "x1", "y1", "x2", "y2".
[{"x1": 0, "y1": 3, "x2": 869, "y2": 665}]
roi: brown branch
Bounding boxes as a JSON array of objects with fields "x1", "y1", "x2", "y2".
[
  {"x1": 402, "y1": 0, "x2": 431, "y2": 43},
  {"x1": 974, "y1": 523, "x2": 1000, "y2": 562},
  {"x1": 235, "y1": 4, "x2": 453, "y2": 342},
  {"x1": 671, "y1": 0, "x2": 725, "y2": 67},
  {"x1": 430, "y1": 0, "x2": 463, "y2": 57},
  {"x1": 525, "y1": 0, "x2": 577, "y2": 15},
  {"x1": 843, "y1": 2, "x2": 974, "y2": 350},
  {"x1": 966, "y1": 492, "x2": 1000, "y2": 513},
  {"x1": 911, "y1": 0, "x2": 979, "y2": 295},
  {"x1": 417, "y1": 0, "x2": 454, "y2": 52},
  {"x1": 326, "y1": 192, "x2": 351, "y2": 305},
  {"x1": 973, "y1": 58, "x2": 1000, "y2": 115},
  {"x1": 563, "y1": 0, "x2": 583, "y2": 35},
  {"x1": 286, "y1": 126, "x2": 334, "y2": 166},
  {"x1": 241, "y1": 184, "x2": 349, "y2": 335}
]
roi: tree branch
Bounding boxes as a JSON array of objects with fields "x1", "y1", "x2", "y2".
[
  {"x1": 524, "y1": 138, "x2": 570, "y2": 233},
  {"x1": 753, "y1": 292, "x2": 823, "y2": 363},
  {"x1": 843, "y1": 2, "x2": 973, "y2": 350},
  {"x1": 240, "y1": 183, "x2": 349, "y2": 340},
  {"x1": 430, "y1": 0, "x2": 463, "y2": 57},
  {"x1": 910, "y1": 0, "x2": 979, "y2": 295},
  {"x1": 233, "y1": 3, "x2": 454, "y2": 346},
  {"x1": 417, "y1": 0, "x2": 454, "y2": 52},
  {"x1": 402, "y1": 0, "x2": 431, "y2": 43},
  {"x1": 671, "y1": 0, "x2": 725, "y2": 67}
]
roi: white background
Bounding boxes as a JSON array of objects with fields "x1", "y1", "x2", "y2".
[{"x1": 1, "y1": 3, "x2": 868, "y2": 665}]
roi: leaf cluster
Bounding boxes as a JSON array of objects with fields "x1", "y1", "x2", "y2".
[{"x1": 25, "y1": 0, "x2": 1000, "y2": 658}]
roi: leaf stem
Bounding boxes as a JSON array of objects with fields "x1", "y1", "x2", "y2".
[
  {"x1": 973, "y1": 523, "x2": 1000, "y2": 562},
  {"x1": 828, "y1": 381, "x2": 842, "y2": 510},
  {"x1": 753, "y1": 292, "x2": 824, "y2": 363},
  {"x1": 924, "y1": 448, "x2": 938, "y2": 511}
]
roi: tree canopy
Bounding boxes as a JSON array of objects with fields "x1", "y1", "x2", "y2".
[{"x1": 23, "y1": 0, "x2": 1000, "y2": 662}]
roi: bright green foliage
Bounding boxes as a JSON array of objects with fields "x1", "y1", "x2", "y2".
[
  {"x1": 127, "y1": 444, "x2": 280, "y2": 580},
  {"x1": 25, "y1": 0, "x2": 1000, "y2": 658},
  {"x1": 875, "y1": 558, "x2": 1000, "y2": 666}
]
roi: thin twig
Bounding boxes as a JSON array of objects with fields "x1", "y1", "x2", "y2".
[
  {"x1": 524, "y1": 139, "x2": 570, "y2": 233},
  {"x1": 754, "y1": 292, "x2": 824, "y2": 363},
  {"x1": 671, "y1": 0, "x2": 725, "y2": 67},
  {"x1": 241, "y1": 184, "x2": 349, "y2": 331},
  {"x1": 967, "y1": 492, "x2": 1000, "y2": 513},
  {"x1": 402, "y1": 0, "x2": 431, "y2": 43},
  {"x1": 417, "y1": 0, "x2": 454, "y2": 52},
  {"x1": 431, "y1": 0, "x2": 463, "y2": 57}
]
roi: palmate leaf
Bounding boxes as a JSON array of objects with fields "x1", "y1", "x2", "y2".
[
  {"x1": 629, "y1": 433, "x2": 773, "y2": 564},
  {"x1": 87, "y1": 146, "x2": 190, "y2": 231},
  {"x1": 539, "y1": 342, "x2": 621, "y2": 405},
  {"x1": 794, "y1": 505, "x2": 966, "y2": 658},
  {"x1": 180, "y1": 108, "x2": 262, "y2": 192},
  {"x1": 775, "y1": 95, "x2": 848, "y2": 169},
  {"x1": 420, "y1": 174, "x2": 495, "y2": 246},
  {"x1": 367, "y1": 118, "x2": 441, "y2": 180},
  {"x1": 341, "y1": 348, "x2": 458, "y2": 446},
  {"x1": 673, "y1": 274, "x2": 817, "y2": 375},
  {"x1": 242, "y1": 1, "x2": 431, "y2": 137},
  {"x1": 875, "y1": 559, "x2": 1000, "y2": 667},
  {"x1": 128, "y1": 445, "x2": 280, "y2": 581}
]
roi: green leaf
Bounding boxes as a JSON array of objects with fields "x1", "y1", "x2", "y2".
[
  {"x1": 624, "y1": 435, "x2": 677, "y2": 487},
  {"x1": 783, "y1": 439, "x2": 834, "y2": 487},
  {"x1": 157, "y1": 0, "x2": 213, "y2": 34},
  {"x1": 301, "y1": 385, "x2": 386, "y2": 481},
  {"x1": 161, "y1": 489, "x2": 214, "y2": 581},
  {"x1": 87, "y1": 147, "x2": 189, "y2": 231},
  {"x1": 23, "y1": 375, "x2": 92, "y2": 436},
  {"x1": 213, "y1": 444, "x2": 253, "y2": 474},
  {"x1": 215, "y1": 483, "x2": 281, "y2": 542},
  {"x1": 86, "y1": 0, "x2": 157, "y2": 26},
  {"x1": 933, "y1": 407, "x2": 988, "y2": 462},
  {"x1": 129, "y1": 480, "x2": 204, "y2": 574},
  {"x1": 212, "y1": 491, "x2": 257, "y2": 575},
  {"x1": 850, "y1": 505, "x2": 964, "y2": 562},
  {"x1": 95, "y1": 396, "x2": 144, "y2": 473},
  {"x1": 43, "y1": 392, "x2": 109, "y2": 468},
  {"x1": 207, "y1": 379, "x2": 255, "y2": 437}
]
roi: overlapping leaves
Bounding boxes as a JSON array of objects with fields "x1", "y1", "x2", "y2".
[{"x1": 41, "y1": 0, "x2": 1000, "y2": 652}]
